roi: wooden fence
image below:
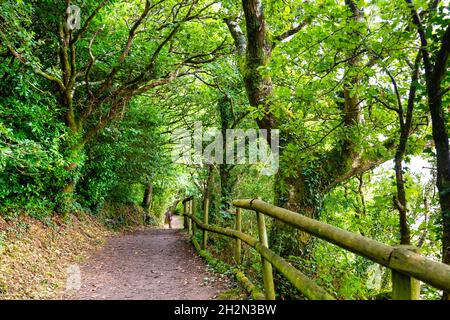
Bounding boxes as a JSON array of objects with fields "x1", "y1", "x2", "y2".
[{"x1": 181, "y1": 197, "x2": 450, "y2": 300}]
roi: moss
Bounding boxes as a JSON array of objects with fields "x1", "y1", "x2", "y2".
[
  {"x1": 232, "y1": 268, "x2": 265, "y2": 300},
  {"x1": 217, "y1": 288, "x2": 247, "y2": 300}
]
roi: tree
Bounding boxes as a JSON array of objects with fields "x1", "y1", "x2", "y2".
[
  {"x1": 1, "y1": 0, "x2": 226, "y2": 208},
  {"x1": 404, "y1": 0, "x2": 450, "y2": 298},
  {"x1": 223, "y1": 0, "x2": 398, "y2": 256}
]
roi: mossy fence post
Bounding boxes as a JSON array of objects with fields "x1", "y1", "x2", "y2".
[
  {"x1": 187, "y1": 200, "x2": 192, "y2": 235},
  {"x1": 202, "y1": 197, "x2": 209, "y2": 250},
  {"x1": 235, "y1": 207, "x2": 242, "y2": 264},
  {"x1": 255, "y1": 202, "x2": 275, "y2": 300},
  {"x1": 391, "y1": 245, "x2": 421, "y2": 300},
  {"x1": 183, "y1": 201, "x2": 188, "y2": 229},
  {"x1": 192, "y1": 198, "x2": 198, "y2": 237}
]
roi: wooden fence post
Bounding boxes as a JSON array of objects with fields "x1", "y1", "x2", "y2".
[
  {"x1": 256, "y1": 208, "x2": 275, "y2": 300},
  {"x1": 192, "y1": 199, "x2": 197, "y2": 237},
  {"x1": 391, "y1": 245, "x2": 421, "y2": 300},
  {"x1": 235, "y1": 207, "x2": 242, "y2": 264},
  {"x1": 202, "y1": 197, "x2": 209, "y2": 250},
  {"x1": 192, "y1": 217, "x2": 197, "y2": 237},
  {"x1": 187, "y1": 200, "x2": 192, "y2": 235},
  {"x1": 183, "y1": 201, "x2": 188, "y2": 230},
  {"x1": 190, "y1": 199, "x2": 195, "y2": 236}
]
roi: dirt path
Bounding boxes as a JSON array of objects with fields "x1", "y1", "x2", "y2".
[{"x1": 64, "y1": 216, "x2": 231, "y2": 300}]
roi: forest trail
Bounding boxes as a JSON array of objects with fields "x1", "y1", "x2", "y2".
[{"x1": 63, "y1": 215, "x2": 229, "y2": 300}]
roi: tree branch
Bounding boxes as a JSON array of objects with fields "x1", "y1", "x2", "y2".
[
  {"x1": 96, "y1": 0, "x2": 152, "y2": 96},
  {"x1": 133, "y1": 71, "x2": 183, "y2": 95},
  {"x1": 6, "y1": 44, "x2": 65, "y2": 92},
  {"x1": 224, "y1": 18, "x2": 247, "y2": 56},
  {"x1": 405, "y1": 0, "x2": 434, "y2": 78},
  {"x1": 273, "y1": 19, "x2": 308, "y2": 44},
  {"x1": 373, "y1": 96, "x2": 401, "y2": 113}
]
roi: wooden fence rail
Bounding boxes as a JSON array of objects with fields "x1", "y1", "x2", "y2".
[
  {"x1": 182, "y1": 197, "x2": 450, "y2": 300},
  {"x1": 182, "y1": 208, "x2": 334, "y2": 299}
]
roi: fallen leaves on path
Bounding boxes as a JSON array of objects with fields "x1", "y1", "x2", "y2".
[{"x1": 0, "y1": 213, "x2": 112, "y2": 299}]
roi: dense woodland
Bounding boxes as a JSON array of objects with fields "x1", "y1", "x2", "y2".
[{"x1": 1, "y1": 0, "x2": 449, "y2": 299}]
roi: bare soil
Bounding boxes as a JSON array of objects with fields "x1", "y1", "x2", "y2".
[{"x1": 64, "y1": 216, "x2": 230, "y2": 300}]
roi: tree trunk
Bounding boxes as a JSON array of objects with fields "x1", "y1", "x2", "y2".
[
  {"x1": 202, "y1": 165, "x2": 220, "y2": 223},
  {"x1": 270, "y1": 170, "x2": 322, "y2": 257},
  {"x1": 428, "y1": 87, "x2": 450, "y2": 298},
  {"x1": 57, "y1": 139, "x2": 85, "y2": 213},
  {"x1": 142, "y1": 183, "x2": 153, "y2": 212},
  {"x1": 394, "y1": 155, "x2": 411, "y2": 245},
  {"x1": 392, "y1": 55, "x2": 419, "y2": 245},
  {"x1": 429, "y1": 91, "x2": 450, "y2": 299},
  {"x1": 219, "y1": 164, "x2": 235, "y2": 212},
  {"x1": 218, "y1": 95, "x2": 237, "y2": 213},
  {"x1": 410, "y1": 15, "x2": 450, "y2": 297}
]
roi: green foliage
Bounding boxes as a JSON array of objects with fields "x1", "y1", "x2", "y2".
[
  {"x1": 100, "y1": 202, "x2": 145, "y2": 229},
  {"x1": 0, "y1": 57, "x2": 70, "y2": 217},
  {"x1": 76, "y1": 100, "x2": 173, "y2": 216},
  {"x1": 315, "y1": 165, "x2": 441, "y2": 299}
]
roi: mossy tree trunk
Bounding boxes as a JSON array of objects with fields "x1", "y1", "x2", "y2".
[
  {"x1": 218, "y1": 95, "x2": 238, "y2": 212},
  {"x1": 405, "y1": 0, "x2": 450, "y2": 298},
  {"x1": 142, "y1": 183, "x2": 153, "y2": 212}
]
